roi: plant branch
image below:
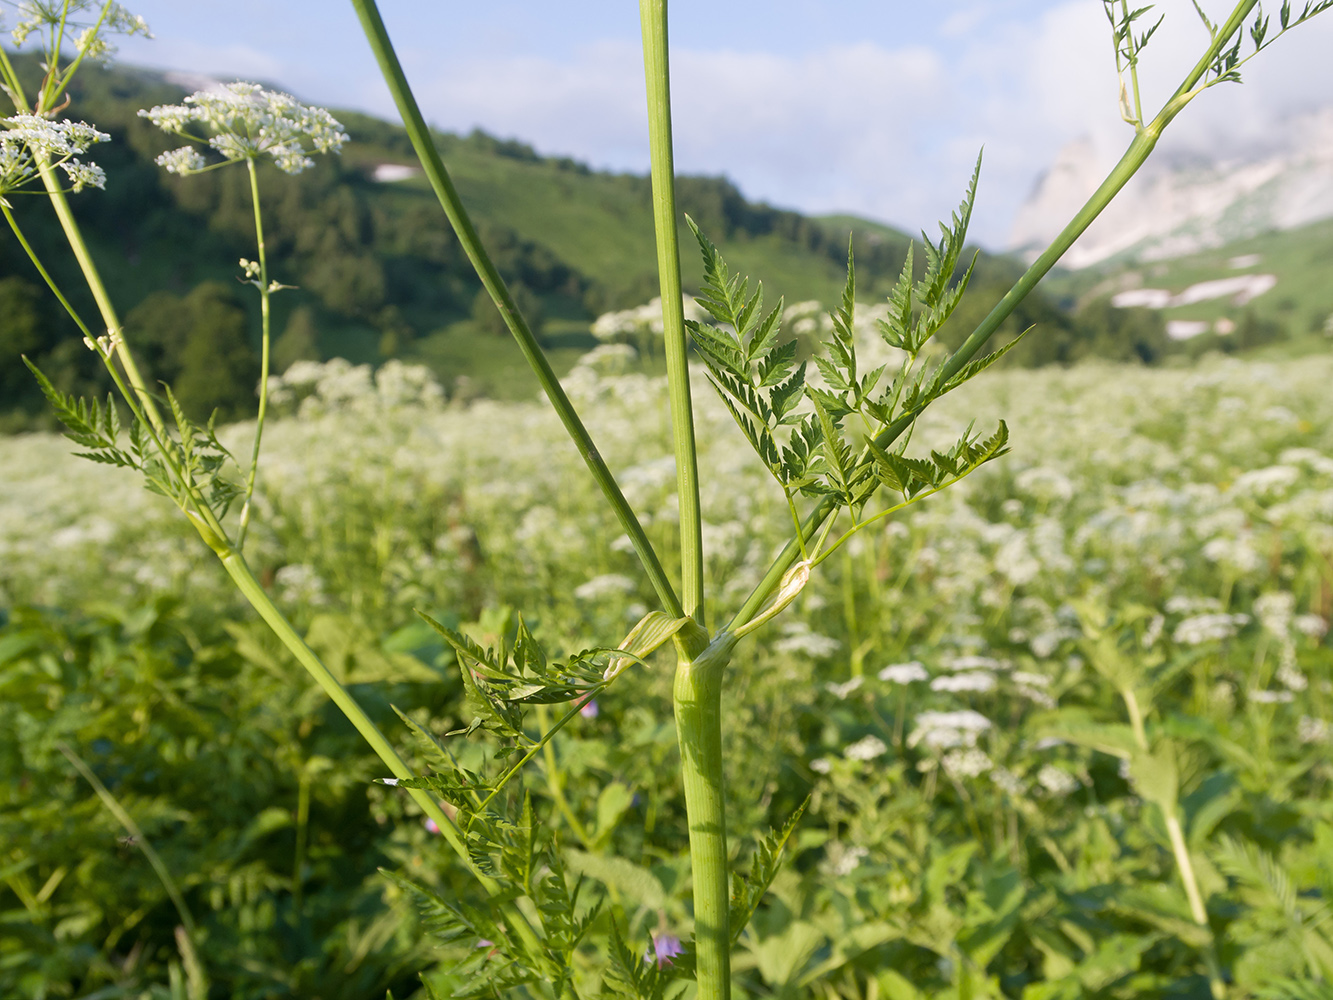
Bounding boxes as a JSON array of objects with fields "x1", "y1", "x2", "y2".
[
  {"x1": 726, "y1": 1, "x2": 1261, "y2": 634},
  {"x1": 348, "y1": 0, "x2": 684, "y2": 622},
  {"x1": 236, "y1": 157, "x2": 271, "y2": 550},
  {"x1": 640, "y1": 0, "x2": 706, "y2": 625}
]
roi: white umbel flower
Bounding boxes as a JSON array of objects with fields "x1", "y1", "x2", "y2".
[
  {"x1": 878, "y1": 661, "x2": 928, "y2": 684},
  {"x1": 10, "y1": 0, "x2": 150, "y2": 54},
  {"x1": 155, "y1": 146, "x2": 206, "y2": 175},
  {"x1": 931, "y1": 671, "x2": 996, "y2": 693},
  {"x1": 909, "y1": 710, "x2": 992, "y2": 750},
  {"x1": 0, "y1": 115, "x2": 110, "y2": 193},
  {"x1": 140, "y1": 82, "x2": 349, "y2": 175},
  {"x1": 843, "y1": 734, "x2": 889, "y2": 762}
]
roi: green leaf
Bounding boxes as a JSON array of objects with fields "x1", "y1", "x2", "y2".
[
  {"x1": 565, "y1": 849, "x2": 665, "y2": 910},
  {"x1": 730, "y1": 796, "x2": 808, "y2": 944}
]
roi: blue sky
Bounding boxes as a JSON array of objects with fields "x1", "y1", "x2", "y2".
[{"x1": 108, "y1": 1, "x2": 1333, "y2": 248}]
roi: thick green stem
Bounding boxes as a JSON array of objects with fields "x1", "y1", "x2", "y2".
[
  {"x1": 237, "y1": 157, "x2": 272, "y2": 550},
  {"x1": 673, "y1": 634, "x2": 737, "y2": 1000},
  {"x1": 348, "y1": 0, "x2": 683, "y2": 622},
  {"x1": 727, "y1": 0, "x2": 1260, "y2": 633},
  {"x1": 639, "y1": 0, "x2": 705, "y2": 624}
]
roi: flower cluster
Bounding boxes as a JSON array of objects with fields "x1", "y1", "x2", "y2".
[
  {"x1": 9, "y1": 0, "x2": 149, "y2": 56},
  {"x1": 0, "y1": 114, "x2": 109, "y2": 194},
  {"x1": 140, "y1": 82, "x2": 348, "y2": 176}
]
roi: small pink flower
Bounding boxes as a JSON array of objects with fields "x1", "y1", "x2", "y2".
[
  {"x1": 580, "y1": 700, "x2": 600, "y2": 719},
  {"x1": 424, "y1": 818, "x2": 440, "y2": 834}
]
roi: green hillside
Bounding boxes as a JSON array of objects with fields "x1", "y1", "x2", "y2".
[
  {"x1": 1, "y1": 55, "x2": 1154, "y2": 428},
  {"x1": 1040, "y1": 217, "x2": 1333, "y2": 358}
]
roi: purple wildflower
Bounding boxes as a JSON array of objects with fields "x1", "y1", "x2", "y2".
[
  {"x1": 580, "y1": 699, "x2": 600, "y2": 719},
  {"x1": 647, "y1": 934, "x2": 683, "y2": 968}
]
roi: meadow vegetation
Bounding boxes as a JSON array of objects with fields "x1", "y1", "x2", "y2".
[
  {"x1": 4, "y1": 351, "x2": 1332, "y2": 997},
  {"x1": 2, "y1": 1, "x2": 1332, "y2": 998}
]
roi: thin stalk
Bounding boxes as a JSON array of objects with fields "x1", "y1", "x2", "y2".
[
  {"x1": 2, "y1": 200, "x2": 97, "y2": 342},
  {"x1": 535, "y1": 704, "x2": 593, "y2": 846},
  {"x1": 841, "y1": 547, "x2": 860, "y2": 678},
  {"x1": 236, "y1": 157, "x2": 272, "y2": 550},
  {"x1": 0, "y1": 45, "x2": 30, "y2": 111},
  {"x1": 35, "y1": 160, "x2": 170, "y2": 439},
  {"x1": 1120, "y1": 689, "x2": 1227, "y2": 999},
  {"x1": 6, "y1": 193, "x2": 223, "y2": 544},
  {"x1": 7, "y1": 200, "x2": 222, "y2": 547},
  {"x1": 727, "y1": 0, "x2": 1260, "y2": 633},
  {"x1": 1163, "y1": 812, "x2": 1227, "y2": 996},
  {"x1": 213, "y1": 545, "x2": 551, "y2": 973},
  {"x1": 1120, "y1": 0, "x2": 1147, "y2": 127},
  {"x1": 42, "y1": 1, "x2": 116, "y2": 111},
  {"x1": 673, "y1": 634, "x2": 737, "y2": 1000},
  {"x1": 639, "y1": 0, "x2": 705, "y2": 624},
  {"x1": 470, "y1": 690, "x2": 602, "y2": 823},
  {"x1": 292, "y1": 767, "x2": 311, "y2": 918},
  {"x1": 348, "y1": 0, "x2": 683, "y2": 622},
  {"x1": 57, "y1": 741, "x2": 201, "y2": 939}
]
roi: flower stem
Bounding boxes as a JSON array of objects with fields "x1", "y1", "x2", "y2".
[
  {"x1": 236, "y1": 157, "x2": 272, "y2": 550},
  {"x1": 57, "y1": 741, "x2": 200, "y2": 939},
  {"x1": 35, "y1": 159, "x2": 170, "y2": 440},
  {"x1": 640, "y1": 0, "x2": 705, "y2": 625},
  {"x1": 348, "y1": 0, "x2": 684, "y2": 622}
]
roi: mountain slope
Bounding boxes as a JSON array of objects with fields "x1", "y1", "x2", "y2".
[
  {"x1": 0, "y1": 57, "x2": 1139, "y2": 425},
  {"x1": 1009, "y1": 107, "x2": 1333, "y2": 268}
]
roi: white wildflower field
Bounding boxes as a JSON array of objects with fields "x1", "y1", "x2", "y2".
[{"x1": 5, "y1": 350, "x2": 1332, "y2": 996}]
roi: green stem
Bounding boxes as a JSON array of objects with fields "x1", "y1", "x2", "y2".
[
  {"x1": 293, "y1": 766, "x2": 310, "y2": 919},
  {"x1": 57, "y1": 741, "x2": 201, "y2": 940},
  {"x1": 727, "y1": 1, "x2": 1260, "y2": 633},
  {"x1": 1121, "y1": 689, "x2": 1227, "y2": 998},
  {"x1": 213, "y1": 545, "x2": 550, "y2": 969},
  {"x1": 2, "y1": 200, "x2": 96, "y2": 342},
  {"x1": 34, "y1": 159, "x2": 170, "y2": 440},
  {"x1": 42, "y1": 1, "x2": 116, "y2": 111},
  {"x1": 470, "y1": 690, "x2": 602, "y2": 823},
  {"x1": 535, "y1": 704, "x2": 593, "y2": 847},
  {"x1": 348, "y1": 0, "x2": 683, "y2": 622},
  {"x1": 0, "y1": 45, "x2": 29, "y2": 112},
  {"x1": 4, "y1": 200, "x2": 220, "y2": 543},
  {"x1": 1165, "y1": 810, "x2": 1228, "y2": 999},
  {"x1": 1120, "y1": 0, "x2": 1147, "y2": 127},
  {"x1": 236, "y1": 157, "x2": 272, "y2": 550},
  {"x1": 13, "y1": 173, "x2": 228, "y2": 548},
  {"x1": 640, "y1": 0, "x2": 705, "y2": 625},
  {"x1": 672, "y1": 633, "x2": 737, "y2": 1000}
]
